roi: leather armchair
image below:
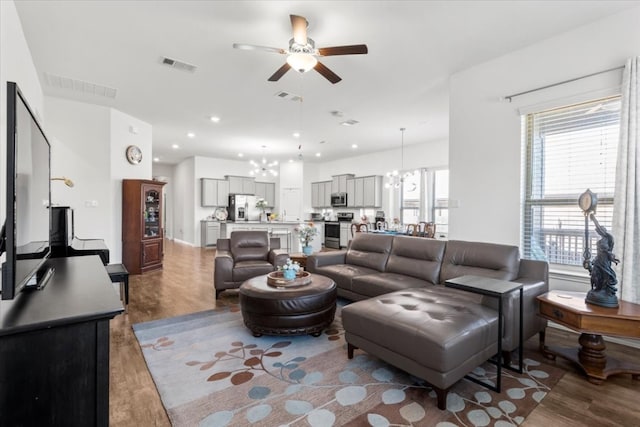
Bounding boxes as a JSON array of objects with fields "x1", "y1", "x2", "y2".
[{"x1": 214, "y1": 231, "x2": 288, "y2": 299}]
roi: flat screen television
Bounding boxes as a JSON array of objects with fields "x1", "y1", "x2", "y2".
[{"x1": 1, "y1": 81, "x2": 53, "y2": 300}]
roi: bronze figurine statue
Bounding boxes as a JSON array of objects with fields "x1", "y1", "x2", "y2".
[{"x1": 579, "y1": 189, "x2": 619, "y2": 308}]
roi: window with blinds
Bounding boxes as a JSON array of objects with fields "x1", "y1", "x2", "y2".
[{"x1": 522, "y1": 96, "x2": 620, "y2": 266}]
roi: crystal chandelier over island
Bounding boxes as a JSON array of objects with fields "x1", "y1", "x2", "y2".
[
  {"x1": 385, "y1": 128, "x2": 419, "y2": 189},
  {"x1": 249, "y1": 145, "x2": 278, "y2": 177}
]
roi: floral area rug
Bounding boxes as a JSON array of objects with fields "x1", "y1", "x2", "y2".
[{"x1": 133, "y1": 302, "x2": 564, "y2": 426}]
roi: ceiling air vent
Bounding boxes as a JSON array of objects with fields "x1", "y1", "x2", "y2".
[
  {"x1": 160, "y1": 56, "x2": 197, "y2": 73},
  {"x1": 274, "y1": 91, "x2": 303, "y2": 102},
  {"x1": 340, "y1": 119, "x2": 359, "y2": 126},
  {"x1": 43, "y1": 72, "x2": 117, "y2": 98}
]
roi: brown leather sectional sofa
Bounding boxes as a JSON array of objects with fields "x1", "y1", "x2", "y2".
[{"x1": 306, "y1": 233, "x2": 549, "y2": 409}]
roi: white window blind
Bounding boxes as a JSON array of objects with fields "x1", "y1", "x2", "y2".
[{"x1": 522, "y1": 96, "x2": 620, "y2": 266}]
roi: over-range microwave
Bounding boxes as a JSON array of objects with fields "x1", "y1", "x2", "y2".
[{"x1": 331, "y1": 192, "x2": 347, "y2": 207}]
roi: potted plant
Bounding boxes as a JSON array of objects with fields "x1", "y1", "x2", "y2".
[
  {"x1": 279, "y1": 258, "x2": 301, "y2": 280},
  {"x1": 255, "y1": 198, "x2": 268, "y2": 222},
  {"x1": 296, "y1": 222, "x2": 318, "y2": 255}
]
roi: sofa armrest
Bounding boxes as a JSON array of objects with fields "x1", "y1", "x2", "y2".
[
  {"x1": 269, "y1": 249, "x2": 289, "y2": 267},
  {"x1": 214, "y1": 250, "x2": 234, "y2": 289},
  {"x1": 217, "y1": 238, "x2": 230, "y2": 252},
  {"x1": 518, "y1": 258, "x2": 549, "y2": 283},
  {"x1": 306, "y1": 251, "x2": 347, "y2": 271}
]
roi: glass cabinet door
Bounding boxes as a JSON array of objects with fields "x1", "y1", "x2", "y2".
[{"x1": 143, "y1": 188, "x2": 161, "y2": 238}]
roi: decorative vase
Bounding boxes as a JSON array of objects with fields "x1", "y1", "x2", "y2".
[
  {"x1": 302, "y1": 245, "x2": 313, "y2": 255},
  {"x1": 283, "y1": 269, "x2": 296, "y2": 281}
]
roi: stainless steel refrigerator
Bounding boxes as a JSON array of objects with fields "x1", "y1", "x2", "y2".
[{"x1": 228, "y1": 194, "x2": 260, "y2": 221}]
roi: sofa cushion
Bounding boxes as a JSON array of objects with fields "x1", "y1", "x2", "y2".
[
  {"x1": 231, "y1": 231, "x2": 269, "y2": 262},
  {"x1": 345, "y1": 233, "x2": 394, "y2": 272},
  {"x1": 352, "y1": 273, "x2": 431, "y2": 298},
  {"x1": 439, "y1": 240, "x2": 520, "y2": 283},
  {"x1": 342, "y1": 288, "x2": 499, "y2": 374},
  {"x1": 386, "y1": 236, "x2": 446, "y2": 283},
  {"x1": 232, "y1": 260, "x2": 275, "y2": 282},
  {"x1": 310, "y1": 264, "x2": 380, "y2": 293}
]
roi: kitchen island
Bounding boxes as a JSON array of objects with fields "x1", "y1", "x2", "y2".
[{"x1": 219, "y1": 221, "x2": 322, "y2": 253}]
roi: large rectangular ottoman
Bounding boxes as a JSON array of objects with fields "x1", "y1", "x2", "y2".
[{"x1": 342, "y1": 288, "x2": 499, "y2": 410}]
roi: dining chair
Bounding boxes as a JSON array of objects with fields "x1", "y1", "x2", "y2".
[
  {"x1": 405, "y1": 223, "x2": 419, "y2": 236},
  {"x1": 419, "y1": 221, "x2": 436, "y2": 238},
  {"x1": 376, "y1": 220, "x2": 389, "y2": 231},
  {"x1": 351, "y1": 223, "x2": 370, "y2": 237}
]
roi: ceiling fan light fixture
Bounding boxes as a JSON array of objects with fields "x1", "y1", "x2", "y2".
[{"x1": 286, "y1": 53, "x2": 317, "y2": 73}]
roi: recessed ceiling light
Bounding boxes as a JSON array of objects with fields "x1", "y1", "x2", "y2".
[
  {"x1": 315, "y1": 152, "x2": 321, "y2": 157},
  {"x1": 210, "y1": 116, "x2": 220, "y2": 123},
  {"x1": 238, "y1": 153, "x2": 244, "y2": 157},
  {"x1": 288, "y1": 159, "x2": 293, "y2": 163},
  {"x1": 172, "y1": 144, "x2": 179, "y2": 149},
  {"x1": 187, "y1": 132, "x2": 195, "y2": 138},
  {"x1": 293, "y1": 132, "x2": 300, "y2": 138},
  {"x1": 340, "y1": 119, "x2": 359, "y2": 126},
  {"x1": 351, "y1": 144, "x2": 358, "y2": 149},
  {"x1": 153, "y1": 157, "x2": 160, "y2": 162}
]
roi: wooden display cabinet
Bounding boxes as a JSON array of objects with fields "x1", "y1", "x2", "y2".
[{"x1": 122, "y1": 179, "x2": 166, "y2": 274}]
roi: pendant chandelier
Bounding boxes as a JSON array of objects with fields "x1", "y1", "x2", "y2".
[
  {"x1": 385, "y1": 128, "x2": 411, "y2": 189},
  {"x1": 249, "y1": 145, "x2": 278, "y2": 177}
]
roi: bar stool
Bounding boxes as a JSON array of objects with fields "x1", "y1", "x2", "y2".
[
  {"x1": 106, "y1": 264, "x2": 129, "y2": 313},
  {"x1": 270, "y1": 227, "x2": 292, "y2": 252}
]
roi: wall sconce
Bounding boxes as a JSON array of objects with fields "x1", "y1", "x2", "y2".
[{"x1": 51, "y1": 177, "x2": 74, "y2": 187}]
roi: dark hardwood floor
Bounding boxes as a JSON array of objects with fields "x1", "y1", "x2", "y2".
[{"x1": 109, "y1": 239, "x2": 640, "y2": 426}]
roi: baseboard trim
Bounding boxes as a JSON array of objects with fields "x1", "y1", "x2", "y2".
[
  {"x1": 548, "y1": 321, "x2": 640, "y2": 349},
  {"x1": 172, "y1": 238, "x2": 195, "y2": 247}
]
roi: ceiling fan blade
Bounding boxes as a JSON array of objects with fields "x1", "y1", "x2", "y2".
[
  {"x1": 314, "y1": 61, "x2": 342, "y2": 84},
  {"x1": 290, "y1": 14, "x2": 308, "y2": 45},
  {"x1": 268, "y1": 63, "x2": 292, "y2": 82},
  {"x1": 233, "y1": 43, "x2": 286, "y2": 54},
  {"x1": 317, "y1": 44, "x2": 368, "y2": 56}
]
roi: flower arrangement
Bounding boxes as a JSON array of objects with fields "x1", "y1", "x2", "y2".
[
  {"x1": 295, "y1": 222, "x2": 318, "y2": 246},
  {"x1": 255, "y1": 198, "x2": 268, "y2": 210},
  {"x1": 278, "y1": 258, "x2": 301, "y2": 272}
]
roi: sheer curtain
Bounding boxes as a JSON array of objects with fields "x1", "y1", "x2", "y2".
[{"x1": 613, "y1": 57, "x2": 640, "y2": 304}]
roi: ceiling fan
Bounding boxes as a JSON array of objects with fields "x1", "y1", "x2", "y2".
[{"x1": 233, "y1": 14, "x2": 368, "y2": 84}]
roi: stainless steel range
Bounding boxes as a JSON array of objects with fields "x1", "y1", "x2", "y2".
[{"x1": 324, "y1": 212, "x2": 354, "y2": 249}]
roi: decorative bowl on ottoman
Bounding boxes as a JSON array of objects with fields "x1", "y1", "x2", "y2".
[{"x1": 266, "y1": 271, "x2": 312, "y2": 288}]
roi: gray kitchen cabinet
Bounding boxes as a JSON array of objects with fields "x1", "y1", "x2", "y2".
[
  {"x1": 255, "y1": 181, "x2": 276, "y2": 207},
  {"x1": 226, "y1": 175, "x2": 255, "y2": 194},
  {"x1": 322, "y1": 181, "x2": 332, "y2": 207},
  {"x1": 331, "y1": 174, "x2": 354, "y2": 193},
  {"x1": 311, "y1": 181, "x2": 332, "y2": 208},
  {"x1": 201, "y1": 178, "x2": 230, "y2": 207},
  {"x1": 353, "y1": 177, "x2": 365, "y2": 207},
  {"x1": 201, "y1": 220, "x2": 221, "y2": 247},
  {"x1": 346, "y1": 178, "x2": 355, "y2": 207},
  {"x1": 311, "y1": 182, "x2": 321, "y2": 208},
  {"x1": 362, "y1": 175, "x2": 383, "y2": 207}
]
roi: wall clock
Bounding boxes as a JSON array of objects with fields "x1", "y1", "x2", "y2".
[{"x1": 126, "y1": 145, "x2": 142, "y2": 164}]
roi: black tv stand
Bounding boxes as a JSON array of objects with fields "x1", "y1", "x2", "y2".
[
  {"x1": 0, "y1": 256, "x2": 123, "y2": 425},
  {"x1": 23, "y1": 265, "x2": 55, "y2": 291}
]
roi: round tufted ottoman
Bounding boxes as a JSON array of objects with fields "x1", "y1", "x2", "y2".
[{"x1": 239, "y1": 273, "x2": 337, "y2": 337}]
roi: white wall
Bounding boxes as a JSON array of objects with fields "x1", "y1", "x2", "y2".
[
  {"x1": 172, "y1": 157, "x2": 195, "y2": 245},
  {"x1": 152, "y1": 164, "x2": 174, "y2": 239},
  {"x1": 449, "y1": 7, "x2": 640, "y2": 295},
  {"x1": 449, "y1": 7, "x2": 640, "y2": 248},
  {"x1": 109, "y1": 108, "x2": 153, "y2": 261},
  {"x1": 0, "y1": 0, "x2": 43, "y2": 266},
  {"x1": 44, "y1": 97, "x2": 153, "y2": 263}
]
